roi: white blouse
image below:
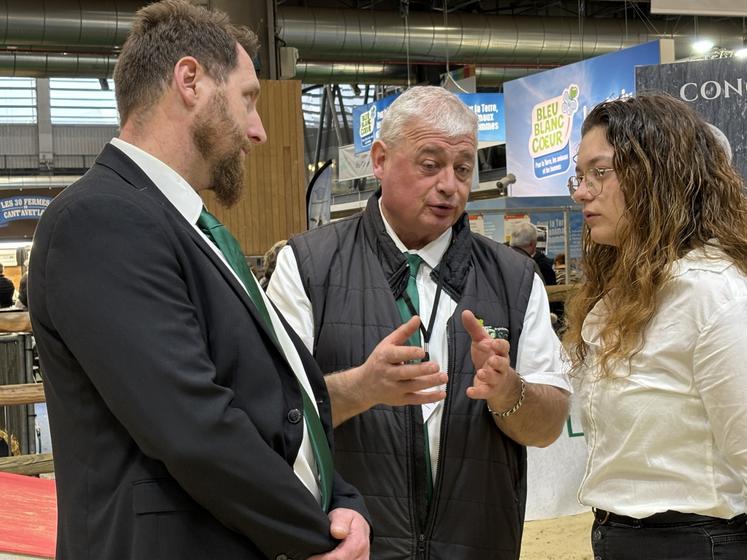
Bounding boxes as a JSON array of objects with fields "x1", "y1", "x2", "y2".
[{"x1": 575, "y1": 246, "x2": 747, "y2": 519}]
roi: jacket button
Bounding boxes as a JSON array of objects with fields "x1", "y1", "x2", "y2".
[
  {"x1": 276, "y1": 555, "x2": 289, "y2": 560},
  {"x1": 287, "y1": 409, "x2": 302, "y2": 424}
]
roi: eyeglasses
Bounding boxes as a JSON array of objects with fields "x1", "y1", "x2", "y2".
[{"x1": 567, "y1": 167, "x2": 616, "y2": 197}]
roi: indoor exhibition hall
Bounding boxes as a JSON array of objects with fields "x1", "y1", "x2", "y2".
[{"x1": 1, "y1": 1, "x2": 746, "y2": 559}]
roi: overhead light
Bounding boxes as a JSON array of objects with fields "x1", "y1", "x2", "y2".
[
  {"x1": 736, "y1": 48, "x2": 747, "y2": 59},
  {"x1": 692, "y1": 39, "x2": 714, "y2": 54}
]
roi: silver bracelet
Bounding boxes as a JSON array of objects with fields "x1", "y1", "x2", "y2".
[{"x1": 486, "y1": 374, "x2": 526, "y2": 418}]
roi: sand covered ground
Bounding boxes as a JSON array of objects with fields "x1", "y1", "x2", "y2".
[{"x1": 521, "y1": 511, "x2": 594, "y2": 560}]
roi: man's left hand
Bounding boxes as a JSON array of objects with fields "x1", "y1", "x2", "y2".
[
  {"x1": 461, "y1": 310, "x2": 522, "y2": 410},
  {"x1": 308, "y1": 507, "x2": 370, "y2": 560}
]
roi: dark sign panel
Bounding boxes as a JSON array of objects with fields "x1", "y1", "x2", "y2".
[
  {"x1": 0, "y1": 188, "x2": 64, "y2": 240},
  {"x1": 636, "y1": 57, "x2": 747, "y2": 180}
]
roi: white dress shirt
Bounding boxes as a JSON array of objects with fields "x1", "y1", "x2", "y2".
[
  {"x1": 267, "y1": 199, "x2": 571, "y2": 480},
  {"x1": 575, "y1": 245, "x2": 747, "y2": 519},
  {"x1": 110, "y1": 138, "x2": 322, "y2": 505}
]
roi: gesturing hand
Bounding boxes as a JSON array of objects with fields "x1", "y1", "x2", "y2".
[
  {"x1": 356, "y1": 315, "x2": 448, "y2": 409},
  {"x1": 461, "y1": 310, "x2": 522, "y2": 410}
]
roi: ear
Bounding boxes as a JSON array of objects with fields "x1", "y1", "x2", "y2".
[
  {"x1": 172, "y1": 56, "x2": 206, "y2": 108},
  {"x1": 371, "y1": 140, "x2": 387, "y2": 180}
]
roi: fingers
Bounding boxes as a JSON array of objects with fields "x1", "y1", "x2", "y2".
[
  {"x1": 380, "y1": 342, "x2": 426, "y2": 365},
  {"x1": 463, "y1": 310, "x2": 510, "y2": 359},
  {"x1": 385, "y1": 315, "x2": 422, "y2": 346},
  {"x1": 461, "y1": 309, "x2": 488, "y2": 342},
  {"x1": 309, "y1": 509, "x2": 370, "y2": 560},
  {"x1": 487, "y1": 337, "x2": 510, "y2": 357},
  {"x1": 466, "y1": 353, "x2": 519, "y2": 403},
  {"x1": 393, "y1": 361, "x2": 440, "y2": 381},
  {"x1": 466, "y1": 384, "x2": 492, "y2": 400},
  {"x1": 466, "y1": 369, "x2": 499, "y2": 400},
  {"x1": 327, "y1": 508, "x2": 353, "y2": 540},
  {"x1": 405, "y1": 388, "x2": 448, "y2": 405},
  {"x1": 398, "y1": 370, "x2": 447, "y2": 391},
  {"x1": 480, "y1": 353, "x2": 509, "y2": 373},
  {"x1": 393, "y1": 369, "x2": 448, "y2": 406}
]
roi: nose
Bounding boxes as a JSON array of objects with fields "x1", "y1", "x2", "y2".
[
  {"x1": 572, "y1": 179, "x2": 594, "y2": 203},
  {"x1": 247, "y1": 111, "x2": 267, "y2": 145},
  {"x1": 436, "y1": 167, "x2": 460, "y2": 196}
]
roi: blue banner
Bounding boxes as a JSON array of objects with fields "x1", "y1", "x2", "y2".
[
  {"x1": 505, "y1": 41, "x2": 662, "y2": 197},
  {"x1": 460, "y1": 93, "x2": 505, "y2": 145},
  {"x1": 353, "y1": 91, "x2": 505, "y2": 153},
  {"x1": 0, "y1": 195, "x2": 52, "y2": 227},
  {"x1": 353, "y1": 94, "x2": 400, "y2": 153}
]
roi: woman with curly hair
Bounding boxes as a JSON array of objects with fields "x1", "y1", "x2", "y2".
[{"x1": 565, "y1": 93, "x2": 747, "y2": 559}]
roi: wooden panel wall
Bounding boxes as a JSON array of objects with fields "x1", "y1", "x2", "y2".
[{"x1": 200, "y1": 79, "x2": 307, "y2": 257}]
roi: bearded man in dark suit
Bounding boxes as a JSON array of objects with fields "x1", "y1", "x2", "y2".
[{"x1": 28, "y1": 2, "x2": 369, "y2": 559}]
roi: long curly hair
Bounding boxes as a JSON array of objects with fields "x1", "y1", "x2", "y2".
[{"x1": 564, "y1": 93, "x2": 747, "y2": 376}]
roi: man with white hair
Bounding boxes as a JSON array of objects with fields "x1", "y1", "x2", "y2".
[{"x1": 269, "y1": 86, "x2": 570, "y2": 559}]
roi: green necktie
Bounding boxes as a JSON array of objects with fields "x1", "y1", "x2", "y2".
[
  {"x1": 197, "y1": 208, "x2": 334, "y2": 511},
  {"x1": 395, "y1": 253, "x2": 433, "y2": 503},
  {"x1": 395, "y1": 253, "x2": 424, "y2": 348},
  {"x1": 197, "y1": 208, "x2": 272, "y2": 330}
]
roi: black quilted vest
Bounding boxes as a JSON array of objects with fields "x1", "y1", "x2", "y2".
[{"x1": 289, "y1": 192, "x2": 535, "y2": 560}]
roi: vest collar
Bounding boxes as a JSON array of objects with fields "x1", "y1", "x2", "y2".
[{"x1": 361, "y1": 190, "x2": 473, "y2": 301}]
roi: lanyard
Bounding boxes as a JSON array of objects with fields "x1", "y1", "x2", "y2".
[{"x1": 401, "y1": 266, "x2": 444, "y2": 362}]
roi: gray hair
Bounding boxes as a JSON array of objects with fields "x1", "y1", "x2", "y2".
[
  {"x1": 510, "y1": 222, "x2": 538, "y2": 248},
  {"x1": 706, "y1": 123, "x2": 732, "y2": 164},
  {"x1": 378, "y1": 86, "x2": 478, "y2": 147}
]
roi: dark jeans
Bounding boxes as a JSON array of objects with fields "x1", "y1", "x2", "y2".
[{"x1": 591, "y1": 512, "x2": 747, "y2": 560}]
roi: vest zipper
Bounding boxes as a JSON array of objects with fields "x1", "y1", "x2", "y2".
[
  {"x1": 420, "y1": 318, "x2": 457, "y2": 557},
  {"x1": 417, "y1": 532, "x2": 426, "y2": 558}
]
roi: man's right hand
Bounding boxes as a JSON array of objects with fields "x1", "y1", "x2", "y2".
[
  {"x1": 325, "y1": 316, "x2": 448, "y2": 427},
  {"x1": 308, "y1": 508, "x2": 370, "y2": 560}
]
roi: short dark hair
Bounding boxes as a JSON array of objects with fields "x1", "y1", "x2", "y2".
[{"x1": 113, "y1": 0, "x2": 259, "y2": 125}]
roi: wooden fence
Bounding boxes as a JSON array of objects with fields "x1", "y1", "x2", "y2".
[
  {"x1": 0, "y1": 382, "x2": 53, "y2": 476},
  {"x1": 0, "y1": 312, "x2": 53, "y2": 476}
]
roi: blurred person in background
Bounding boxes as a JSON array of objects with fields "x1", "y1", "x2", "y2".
[{"x1": 0, "y1": 264, "x2": 15, "y2": 308}]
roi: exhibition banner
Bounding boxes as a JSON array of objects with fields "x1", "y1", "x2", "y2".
[
  {"x1": 0, "y1": 195, "x2": 51, "y2": 226},
  {"x1": 0, "y1": 188, "x2": 61, "y2": 239},
  {"x1": 353, "y1": 94, "x2": 399, "y2": 153},
  {"x1": 461, "y1": 93, "x2": 506, "y2": 145},
  {"x1": 636, "y1": 57, "x2": 747, "y2": 180},
  {"x1": 353, "y1": 92, "x2": 505, "y2": 153},
  {"x1": 505, "y1": 41, "x2": 662, "y2": 197}
]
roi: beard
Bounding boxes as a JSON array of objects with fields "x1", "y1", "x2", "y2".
[{"x1": 191, "y1": 90, "x2": 250, "y2": 208}]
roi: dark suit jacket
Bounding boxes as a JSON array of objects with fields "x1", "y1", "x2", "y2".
[
  {"x1": 28, "y1": 144, "x2": 367, "y2": 560},
  {"x1": 511, "y1": 246, "x2": 544, "y2": 282},
  {"x1": 532, "y1": 250, "x2": 557, "y2": 286}
]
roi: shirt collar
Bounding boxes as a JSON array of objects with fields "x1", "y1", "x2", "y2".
[
  {"x1": 378, "y1": 198, "x2": 452, "y2": 270},
  {"x1": 670, "y1": 242, "x2": 731, "y2": 277},
  {"x1": 110, "y1": 138, "x2": 203, "y2": 225}
]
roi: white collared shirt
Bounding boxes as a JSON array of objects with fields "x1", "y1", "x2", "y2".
[
  {"x1": 575, "y1": 245, "x2": 747, "y2": 519},
  {"x1": 110, "y1": 138, "x2": 322, "y2": 505},
  {"x1": 267, "y1": 199, "x2": 570, "y2": 480}
]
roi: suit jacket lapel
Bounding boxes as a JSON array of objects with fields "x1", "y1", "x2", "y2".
[{"x1": 94, "y1": 144, "x2": 285, "y2": 357}]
